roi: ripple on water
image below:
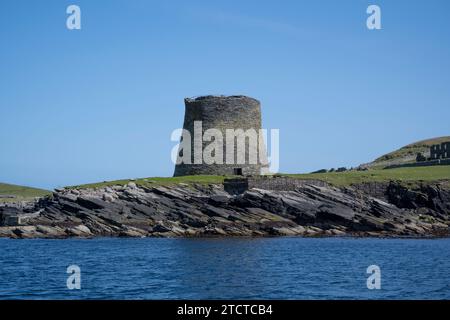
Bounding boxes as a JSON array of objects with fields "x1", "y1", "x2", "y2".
[{"x1": 0, "y1": 237, "x2": 449, "y2": 299}]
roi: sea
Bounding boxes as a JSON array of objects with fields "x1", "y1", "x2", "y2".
[{"x1": 0, "y1": 237, "x2": 449, "y2": 299}]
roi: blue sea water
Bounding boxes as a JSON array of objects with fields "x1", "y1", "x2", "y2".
[{"x1": 0, "y1": 237, "x2": 449, "y2": 300}]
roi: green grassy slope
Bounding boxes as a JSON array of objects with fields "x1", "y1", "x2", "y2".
[
  {"x1": 0, "y1": 183, "x2": 51, "y2": 202},
  {"x1": 68, "y1": 175, "x2": 228, "y2": 190},
  {"x1": 287, "y1": 165, "x2": 450, "y2": 186},
  {"x1": 67, "y1": 165, "x2": 450, "y2": 190},
  {"x1": 370, "y1": 136, "x2": 450, "y2": 167},
  {"x1": 3, "y1": 165, "x2": 449, "y2": 197}
]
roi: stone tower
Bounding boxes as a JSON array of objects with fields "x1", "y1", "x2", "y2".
[{"x1": 173, "y1": 95, "x2": 268, "y2": 176}]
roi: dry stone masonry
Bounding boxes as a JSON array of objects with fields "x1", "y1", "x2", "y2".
[{"x1": 173, "y1": 95, "x2": 269, "y2": 176}]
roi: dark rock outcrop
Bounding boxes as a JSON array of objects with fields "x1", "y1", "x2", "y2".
[{"x1": 1, "y1": 181, "x2": 449, "y2": 239}]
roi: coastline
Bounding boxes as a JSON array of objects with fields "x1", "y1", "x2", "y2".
[
  {"x1": 1, "y1": 234, "x2": 450, "y2": 240},
  {"x1": 1, "y1": 179, "x2": 449, "y2": 239}
]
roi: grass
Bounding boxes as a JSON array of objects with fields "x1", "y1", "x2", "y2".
[
  {"x1": 67, "y1": 165, "x2": 450, "y2": 190},
  {"x1": 285, "y1": 165, "x2": 450, "y2": 187},
  {"x1": 0, "y1": 183, "x2": 51, "y2": 203},
  {"x1": 374, "y1": 136, "x2": 450, "y2": 163},
  {"x1": 3, "y1": 166, "x2": 450, "y2": 197},
  {"x1": 67, "y1": 175, "x2": 228, "y2": 190}
]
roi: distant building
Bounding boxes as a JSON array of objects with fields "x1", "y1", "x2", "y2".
[{"x1": 430, "y1": 142, "x2": 450, "y2": 160}]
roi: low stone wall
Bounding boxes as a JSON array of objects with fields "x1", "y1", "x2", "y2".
[
  {"x1": 224, "y1": 176, "x2": 328, "y2": 194},
  {"x1": 0, "y1": 195, "x2": 16, "y2": 199},
  {"x1": 384, "y1": 159, "x2": 450, "y2": 169},
  {"x1": 223, "y1": 178, "x2": 249, "y2": 194},
  {"x1": 0, "y1": 211, "x2": 42, "y2": 227},
  {"x1": 349, "y1": 182, "x2": 389, "y2": 200},
  {"x1": 0, "y1": 214, "x2": 20, "y2": 226}
]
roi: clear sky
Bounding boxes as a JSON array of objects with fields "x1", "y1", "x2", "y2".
[{"x1": 1, "y1": 0, "x2": 450, "y2": 190}]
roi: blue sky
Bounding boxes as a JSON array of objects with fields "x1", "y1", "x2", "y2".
[{"x1": 1, "y1": 0, "x2": 449, "y2": 190}]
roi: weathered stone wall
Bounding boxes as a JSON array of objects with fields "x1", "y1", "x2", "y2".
[
  {"x1": 223, "y1": 178, "x2": 249, "y2": 194},
  {"x1": 0, "y1": 209, "x2": 42, "y2": 226},
  {"x1": 384, "y1": 158, "x2": 450, "y2": 169},
  {"x1": 173, "y1": 95, "x2": 268, "y2": 176},
  {"x1": 224, "y1": 176, "x2": 329, "y2": 194},
  {"x1": 349, "y1": 182, "x2": 390, "y2": 200}
]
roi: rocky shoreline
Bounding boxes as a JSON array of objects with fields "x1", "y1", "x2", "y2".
[{"x1": 1, "y1": 180, "x2": 449, "y2": 239}]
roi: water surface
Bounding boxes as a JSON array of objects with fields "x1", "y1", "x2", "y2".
[{"x1": 0, "y1": 237, "x2": 449, "y2": 299}]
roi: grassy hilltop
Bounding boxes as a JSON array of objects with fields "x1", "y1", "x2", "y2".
[
  {"x1": 287, "y1": 165, "x2": 450, "y2": 186},
  {"x1": 0, "y1": 183, "x2": 51, "y2": 203},
  {"x1": 365, "y1": 136, "x2": 450, "y2": 169},
  {"x1": 2, "y1": 166, "x2": 450, "y2": 197},
  {"x1": 62, "y1": 165, "x2": 450, "y2": 190}
]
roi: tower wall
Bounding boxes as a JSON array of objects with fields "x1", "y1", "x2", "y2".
[{"x1": 173, "y1": 95, "x2": 268, "y2": 176}]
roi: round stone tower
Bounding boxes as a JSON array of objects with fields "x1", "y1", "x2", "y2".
[{"x1": 173, "y1": 95, "x2": 268, "y2": 176}]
